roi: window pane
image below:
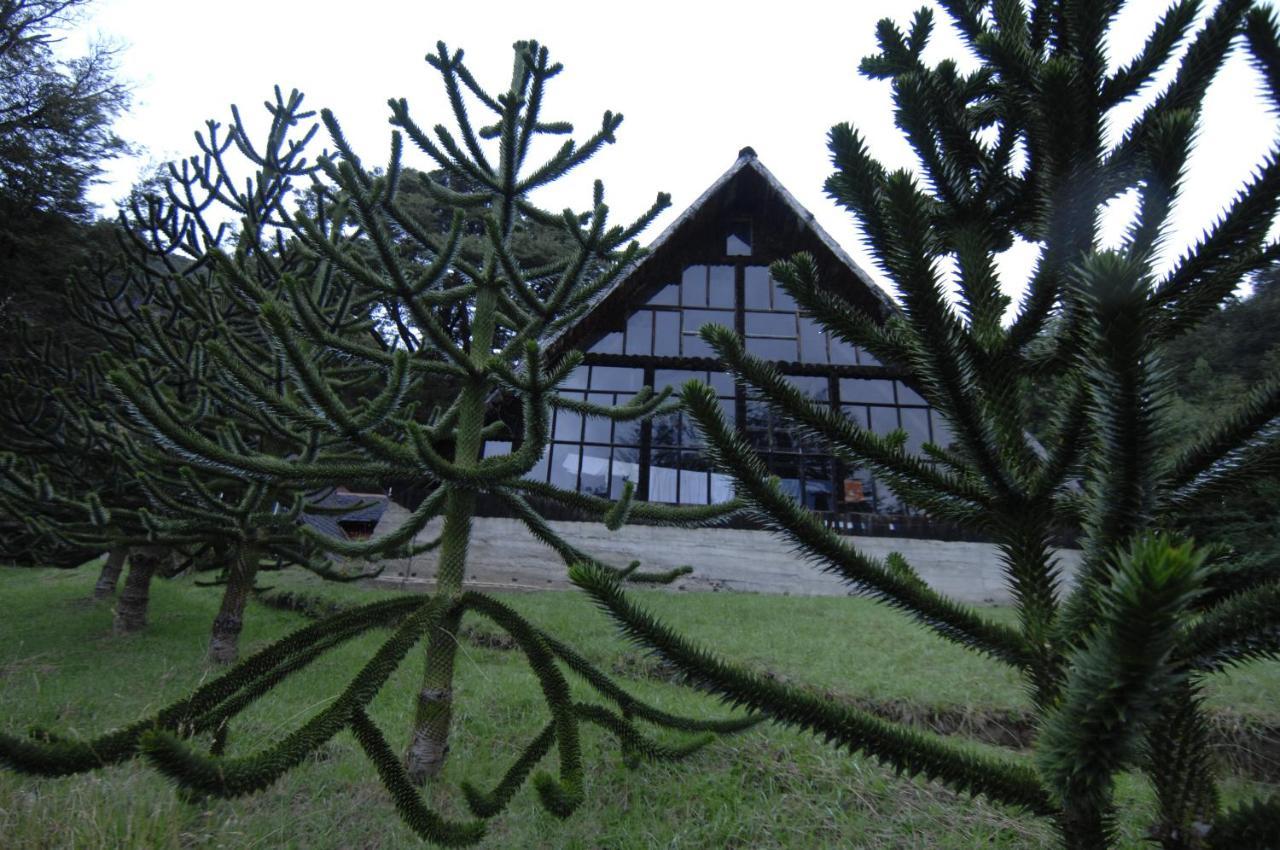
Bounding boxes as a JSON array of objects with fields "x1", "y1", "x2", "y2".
[
  {"x1": 830, "y1": 336, "x2": 857, "y2": 365},
  {"x1": 709, "y1": 265, "x2": 735, "y2": 307},
  {"x1": 718, "y1": 396, "x2": 736, "y2": 428},
  {"x1": 614, "y1": 415, "x2": 642, "y2": 446},
  {"x1": 524, "y1": 444, "x2": 551, "y2": 483},
  {"x1": 725, "y1": 220, "x2": 752, "y2": 256},
  {"x1": 679, "y1": 470, "x2": 708, "y2": 504},
  {"x1": 683, "y1": 332, "x2": 712, "y2": 358},
  {"x1": 841, "y1": 404, "x2": 869, "y2": 428},
  {"x1": 550, "y1": 444, "x2": 579, "y2": 490},
  {"x1": 804, "y1": 477, "x2": 833, "y2": 511},
  {"x1": 554, "y1": 398, "x2": 583, "y2": 440},
  {"x1": 840, "y1": 378, "x2": 895, "y2": 404},
  {"x1": 765, "y1": 454, "x2": 801, "y2": 501},
  {"x1": 744, "y1": 266, "x2": 770, "y2": 308},
  {"x1": 869, "y1": 406, "x2": 900, "y2": 436},
  {"x1": 583, "y1": 392, "x2": 613, "y2": 443},
  {"x1": 590, "y1": 366, "x2": 644, "y2": 391},
  {"x1": 647, "y1": 283, "x2": 679, "y2": 306},
  {"x1": 655, "y1": 369, "x2": 703, "y2": 391},
  {"x1": 744, "y1": 400, "x2": 770, "y2": 449},
  {"x1": 859, "y1": 349, "x2": 882, "y2": 367},
  {"x1": 681, "y1": 265, "x2": 707, "y2": 307},
  {"x1": 709, "y1": 371, "x2": 735, "y2": 395},
  {"x1": 799, "y1": 317, "x2": 828, "y2": 363},
  {"x1": 897, "y1": 381, "x2": 927, "y2": 405},
  {"x1": 745, "y1": 312, "x2": 796, "y2": 336},
  {"x1": 710, "y1": 470, "x2": 734, "y2": 503},
  {"x1": 483, "y1": 440, "x2": 512, "y2": 457},
  {"x1": 588, "y1": 331, "x2": 622, "y2": 354},
  {"x1": 610, "y1": 446, "x2": 641, "y2": 498},
  {"x1": 653, "y1": 311, "x2": 680, "y2": 355},
  {"x1": 579, "y1": 444, "x2": 610, "y2": 496},
  {"x1": 651, "y1": 410, "x2": 680, "y2": 447},
  {"x1": 648, "y1": 448, "x2": 679, "y2": 502},
  {"x1": 773, "y1": 420, "x2": 798, "y2": 450},
  {"x1": 684, "y1": 309, "x2": 734, "y2": 335},
  {"x1": 787, "y1": 375, "x2": 830, "y2": 402},
  {"x1": 900, "y1": 407, "x2": 930, "y2": 455},
  {"x1": 677, "y1": 412, "x2": 701, "y2": 447},
  {"x1": 563, "y1": 366, "x2": 589, "y2": 390},
  {"x1": 624, "y1": 310, "x2": 651, "y2": 355},
  {"x1": 745, "y1": 336, "x2": 798, "y2": 360},
  {"x1": 772, "y1": 276, "x2": 797, "y2": 310}
]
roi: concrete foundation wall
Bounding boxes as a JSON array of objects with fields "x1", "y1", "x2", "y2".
[{"x1": 373, "y1": 511, "x2": 1081, "y2": 605}]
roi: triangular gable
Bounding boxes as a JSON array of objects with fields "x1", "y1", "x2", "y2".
[{"x1": 546, "y1": 147, "x2": 898, "y2": 358}]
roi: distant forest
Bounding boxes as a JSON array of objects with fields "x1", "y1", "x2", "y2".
[{"x1": 1165, "y1": 269, "x2": 1280, "y2": 561}]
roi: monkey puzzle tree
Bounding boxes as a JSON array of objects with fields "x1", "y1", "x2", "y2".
[
  {"x1": 0, "y1": 171, "x2": 383, "y2": 652},
  {"x1": 0, "y1": 41, "x2": 753, "y2": 842},
  {"x1": 570, "y1": 2, "x2": 1280, "y2": 848},
  {"x1": 0, "y1": 338, "x2": 117, "y2": 582}
]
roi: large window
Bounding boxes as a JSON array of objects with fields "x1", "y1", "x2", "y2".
[
  {"x1": 649, "y1": 370, "x2": 735, "y2": 504},
  {"x1": 536, "y1": 365, "x2": 646, "y2": 498},
  {"x1": 501, "y1": 231, "x2": 950, "y2": 515}
]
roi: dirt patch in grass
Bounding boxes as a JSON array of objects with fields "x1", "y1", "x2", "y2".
[
  {"x1": 459, "y1": 625, "x2": 517, "y2": 652},
  {"x1": 612, "y1": 652, "x2": 685, "y2": 684},
  {"x1": 0, "y1": 654, "x2": 58, "y2": 680},
  {"x1": 847, "y1": 693, "x2": 1280, "y2": 783},
  {"x1": 617, "y1": 652, "x2": 1280, "y2": 784}
]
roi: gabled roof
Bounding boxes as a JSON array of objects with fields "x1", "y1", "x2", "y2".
[{"x1": 546, "y1": 147, "x2": 898, "y2": 357}]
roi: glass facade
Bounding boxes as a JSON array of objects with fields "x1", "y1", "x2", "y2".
[{"x1": 489, "y1": 219, "x2": 950, "y2": 514}]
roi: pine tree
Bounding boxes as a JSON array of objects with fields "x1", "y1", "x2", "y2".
[
  {"x1": 568, "y1": 3, "x2": 1280, "y2": 848},
  {"x1": 0, "y1": 41, "x2": 755, "y2": 842}
]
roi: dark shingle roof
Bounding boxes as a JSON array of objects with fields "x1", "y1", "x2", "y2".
[{"x1": 300, "y1": 489, "x2": 389, "y2": 539}]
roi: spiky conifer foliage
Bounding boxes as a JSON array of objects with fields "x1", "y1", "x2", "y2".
[
  {"x1": 0, "y1": 41, "x2": 754, "y2": 843},
  {"x1": 0, "y1": 205, "x2": 375, "y2": 651},
  {"x1": 568, "y1": 3, "x2": 1280, "y2": 847}
]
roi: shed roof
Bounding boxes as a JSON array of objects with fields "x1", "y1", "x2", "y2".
[{"x1": 300, "y1": 488, "x2": 388, "y2": 540}]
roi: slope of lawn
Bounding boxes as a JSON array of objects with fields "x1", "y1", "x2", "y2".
[{"x1": 0, "y1": 563, "x2": 1275, "y2": 849}]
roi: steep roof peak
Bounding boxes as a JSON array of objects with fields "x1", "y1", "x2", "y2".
[{"x1": 542, "y1": 148, "x2": 898, "y2": 355}]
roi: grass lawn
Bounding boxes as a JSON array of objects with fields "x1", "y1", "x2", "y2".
[{"x1": 1, "y1": 563, "x2": 1276, "y2": 849}]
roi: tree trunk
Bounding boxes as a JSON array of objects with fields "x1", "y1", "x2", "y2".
[
  {"x1": 207, "y1": 546, "x2": 258, "y2": 664},
  {"x1": 91, "y1": 548, "x2": 127, "y2": 600},
  {"x1": 113, "y1": 547, "x2": 163, "y2": 634},
  {"x1": 402, "y1": 280, "x2": 496, "y2": 785},
  {"x1": 403, "y1": 490, "x2": 472, "y2": 784},
  {"x1": 403, "y1": 604, "x2": 463, "y2": 783}
]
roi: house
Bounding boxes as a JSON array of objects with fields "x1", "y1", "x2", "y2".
[
  {"x1": 484, "y1": 147, "x2": 952, "y2": 532},
  {"x1": 383, "y1": 149, "x2": 1081, "y2": 599}
]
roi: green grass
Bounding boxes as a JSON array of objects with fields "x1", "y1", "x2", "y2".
[{"x1": 0, "y1": 564, "x2": 1276, "y2": 849}]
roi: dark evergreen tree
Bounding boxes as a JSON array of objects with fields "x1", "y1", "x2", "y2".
[
  {"x1": 0, "y1": 0, "x2": 132, "y2": 364},
  {"x1": 0, "y1": 175, "x2": 382, "y2": 652},
  {"x1": 0, "y1": 41, "x2": 755, "y2": 843},
  {"x1": 567, "y1": 3, "x2": 1280, "y2": 848}
]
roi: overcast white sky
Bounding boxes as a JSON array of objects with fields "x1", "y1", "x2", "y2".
[{"x1": 64, "y1": 0, "x2": 1279, "y2": 307}]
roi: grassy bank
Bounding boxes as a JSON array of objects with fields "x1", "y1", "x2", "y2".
[{"x1": 0, "y1": 564, "x2": 1275, "y2": 848}]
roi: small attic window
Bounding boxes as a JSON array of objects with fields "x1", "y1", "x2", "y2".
[{"x1": 725, "y1": 219, "x2": 752, "y2": 256}]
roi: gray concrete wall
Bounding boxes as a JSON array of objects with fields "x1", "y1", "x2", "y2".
[{"x1": 372, "y1": 511, "x2": 1081, "y2": 605}]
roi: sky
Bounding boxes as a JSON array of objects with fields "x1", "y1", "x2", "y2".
[{"x1": 62, "y1": 0, "x2": 1279, "y2": 307}]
